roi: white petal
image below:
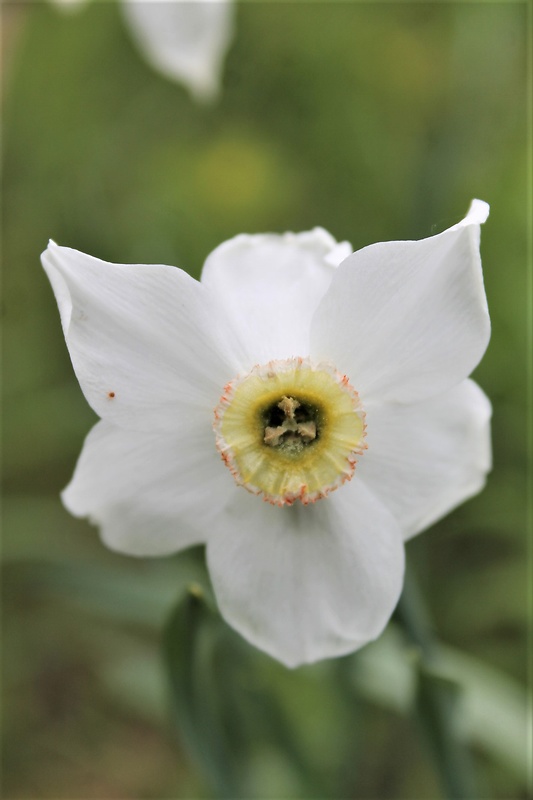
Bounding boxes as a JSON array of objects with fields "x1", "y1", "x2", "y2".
[
  {"x1": 63, "y1": 419, "x2": 233, "y2": 555},
  {"x1": 311, "y1": 200, "x2": 490, "y2": 404},
  {"x1": 201, "y1": 228, "x2": 352, "y2": 366},
  {"x1": 121, "y1": 0, "x2": 234, "y2": 102},
  {"x1": 41, "y1": 242, "x2": 244, "y2": 433},
  {"x1": 207, "y1": 478, "x2": 405, "y2": 667},
  {"x1": 357, "y1": 379, "x2": 492, "y2": 540}
]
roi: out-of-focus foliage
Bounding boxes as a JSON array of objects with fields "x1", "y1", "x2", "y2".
[{"x1": 2, "y1": 2, "x2": 528, "y2": 798}]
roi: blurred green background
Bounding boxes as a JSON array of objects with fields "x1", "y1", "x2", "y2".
[{"x1": 2, "y1": 2, "x2": 529, "y2": 798}]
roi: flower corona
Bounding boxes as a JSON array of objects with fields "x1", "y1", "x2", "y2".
[{"x1": 214, "y1": 357, "x2": 367, "y2": 505}]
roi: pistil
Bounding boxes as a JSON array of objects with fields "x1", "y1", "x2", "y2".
[{"x1": 263, "y1": 395, "x2": 318, "y2": 450}]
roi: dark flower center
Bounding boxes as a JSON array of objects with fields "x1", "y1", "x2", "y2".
[{"x1": 263, "y1": 395, "x2": 319, "y2": 454}]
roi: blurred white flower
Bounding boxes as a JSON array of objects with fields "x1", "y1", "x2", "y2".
[
  {"x1": 122, "y1": 0, "x2": 234, "y2": 102},
  {"x1": 42, "y1": 200, "x2": 491, "y2": 667},
  {"x1": 50, "y1": 0, "x2": 235, "y2": 102}
]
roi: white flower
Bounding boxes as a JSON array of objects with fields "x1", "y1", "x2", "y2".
[
  {"x1": 50, "y1": 0, "x2": 234, "y2": 103},
  {"x1": 41, "y1": 200, "x2": 491, "y2": 667}
]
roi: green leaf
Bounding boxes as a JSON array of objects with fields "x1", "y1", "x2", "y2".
[
  {"x1": 7, "y1": 554, "x2": 208, "y2": 629},
  {"x1": 163, "y1": 585, "x2": 241, "y2": 798},
  {"x1": 353, "y1": 625, "x2": 529, "y2": 782},
  {"x1": 394, "y1": 566, "x2": 480, "y2": 799},
  {"x1": 435, "y1": 645, "x2": 528, "y2": 780},
  {"x1": 414, "y1": 661, "x2": 478, "y2": 799},
  {"x1": 163, "y1": 585, "x2": 333, "y2": 798}
]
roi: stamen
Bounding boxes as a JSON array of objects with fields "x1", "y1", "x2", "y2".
[
  {"x1": 263, "y1": 395, "x2": 318, "y2": 450},
  {"x1": 277, "y1": 395, "x2": 300, "y2": 419}
]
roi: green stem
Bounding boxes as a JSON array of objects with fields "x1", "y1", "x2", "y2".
[{"x1": 395, "y1": 566, "x2": 479, "y2": 800}]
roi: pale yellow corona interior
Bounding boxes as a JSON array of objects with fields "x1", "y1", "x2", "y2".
[{"x1": 214, "y1": 358, "x2": 366, "y2": 506}]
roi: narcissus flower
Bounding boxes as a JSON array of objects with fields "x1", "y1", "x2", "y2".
[
  {"x1": 50, "y1": 0, "x2": 234, "y2": 102},
  {"x1": 42, "y1": 200, "x2": 491, "y2": 667}
]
